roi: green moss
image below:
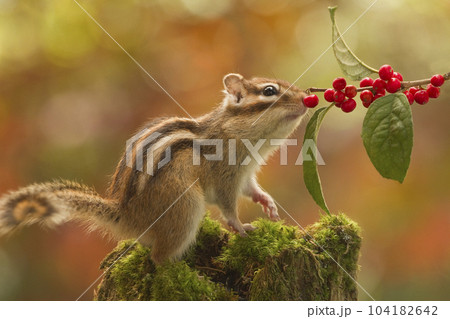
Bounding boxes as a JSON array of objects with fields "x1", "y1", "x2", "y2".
[
  {"x1": 152, "y1": 261, "x2": 236, "y2": 301},
  {"x1": 95, "y1": 212, "x2": 362, "y2": 301},
  {"x1": 249, "y1": 248, "x2": 321, "y2": 300},
  {"x1": 95, "y1": 215, "x2": 236, "y2": 301},
  {"x1": 248, "y1": 213, "x2": 362, "y2": 301},
  {"x1": 305, "y1": 213, "x2": 361, "y2": 255},
  {"x1": 95, "y1": 240, "x2": 155, "y2": 301},
  {"x1": 304, "y1": 213, "x2": 362, "y2": 300},
  {"x1": 217, "y1": 218, "x2": 300, "y2": 273},
  {"x1": 184, "y1": 214, "x2": 228, "y2": 267},
  {"x1": 194, "y1": 214, "x2": 223, "y2": 245}
]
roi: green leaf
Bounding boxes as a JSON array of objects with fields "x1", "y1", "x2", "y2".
[
  {"x1": 361, "y1": 93, "x2": 413, "y2": 183},
  {"x1": 329, "y1": 6, "x2": 378, "y2": 81},
  {"x1": 303, "y1": 105, "x2": 333, "y2": 215}
]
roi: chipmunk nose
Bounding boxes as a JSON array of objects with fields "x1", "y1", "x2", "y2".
[{"x1": 299, "y1": 91, "x2": 309, "y2": 107}]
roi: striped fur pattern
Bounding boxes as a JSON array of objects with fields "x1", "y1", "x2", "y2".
[{"x1": 0, "y1": 74, "x2": 307, "y2": 264}]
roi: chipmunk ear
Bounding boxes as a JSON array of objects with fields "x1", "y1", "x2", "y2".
[{"x1": 223, "y1": 73, "x2": 245, "y2": 103}]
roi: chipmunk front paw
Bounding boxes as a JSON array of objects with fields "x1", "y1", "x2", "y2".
[{"x1": 253, "y1": 192, "x2": 280, "y2": 221}]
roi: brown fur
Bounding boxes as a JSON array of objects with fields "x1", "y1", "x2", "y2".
[{"x1": 0, "y1": 74, "x2": 307, "y2": 263}]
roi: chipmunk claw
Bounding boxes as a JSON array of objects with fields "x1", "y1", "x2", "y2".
[
  {"x1": 243, "y1": 223, "x2": 257, "y2": 232},
  {"x1": 228, "y1": 220, "x2": 248, "y2": 237},
  {"x1": 263, "y1": 203, "x2": 279, "y2": 221},
  {"x1": 254, "y1": 192, "x2": 279, "y2": 221}
]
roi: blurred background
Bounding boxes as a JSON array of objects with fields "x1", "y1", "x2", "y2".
[{"x1": 0, "y1": 0, "x2": 449, "y2": 300}]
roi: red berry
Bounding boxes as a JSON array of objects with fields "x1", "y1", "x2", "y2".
[
  {"x1": 392, "y1": 72, "x2": 403, "y2": 81},
  {"x1": 379, "y1": 64, "x2": 394, "y2": 81},
  {"x1": 360, "y1": 90, "x2": 374, "y2": 104},
  {"x1": 303, "y1": 94, "x2": 319, "y2": 108},
  {"x1": 363, "y1": 101, "x2": 372, "y2": 108},
  {"x1": 409, "y1": 87, "x2": 419, "y2": 95},
  {"x1": 373, "y1": 78, "x2": 386, "y2": 92},
  {"x1": 426, "y1": 84, "x2": 440, "y2": 99},
  {"x1": 334, "y1": 90, "x2": 346, "y2": 103},
  {"x1": 414, "y1": 90, "x2": 429, "y2": 105},
  {"x1": 403, "y1": 91, "x2": 414, "y2": 105},
  {"x1": 324, "y1": 89, "x2": 335, "y2": 102},
  {"x1": 341, "y1": 99, "x2": 357, "y2": 113},
  {"x1": 344, "y1": 85, "x2": 357, "y2": 98},
  {"x1": 335, "y1": 102, "x2": 342, "y2": 108},
  {"x1": 430, "y1": 74, "x2": 445, "y2": 87},
  {"x1": 359, "y1": 77, "x2": 374, "y2": 88},
  {"x1": 332, "y1": 77, "x2": 347, "y2": 91},
  {"x1": 386, "y1": 78, "x2": 402, "y2": 93},
  {"x1": 374, "y1": 92, "x2": 385, "y2": 100}
]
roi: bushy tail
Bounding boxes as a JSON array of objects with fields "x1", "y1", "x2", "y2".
[{"x1": 0, "y1": 180, "x2": 119, "y2": 236}]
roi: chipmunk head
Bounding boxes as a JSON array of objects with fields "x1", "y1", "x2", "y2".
[{"x1": 221, "y1": 73, "x2": 308, "y2": 139}]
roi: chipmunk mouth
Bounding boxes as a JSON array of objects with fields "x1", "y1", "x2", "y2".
[
  {"x1": 283, "y1": 104, "x2": 307, "y2": 121},
  {"x1": 285, "y1": 112, "x2": 303, "y2": 121}
]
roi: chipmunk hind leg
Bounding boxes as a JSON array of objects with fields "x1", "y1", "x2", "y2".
[{"x1": 147, "y1": 182, "x2": 205, "y2": 264}]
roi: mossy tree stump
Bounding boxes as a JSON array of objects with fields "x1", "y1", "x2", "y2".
[{"x1": 94, "y1": 213, "x2": 361, "y2": 301}]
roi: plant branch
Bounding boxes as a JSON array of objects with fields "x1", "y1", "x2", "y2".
[
  {"x1": 306, "y1": 72, "x2": 450, "y2": 94},
  {"x1": 400, "y1": 72, "x2": 450, "y2": 89},
  {"x1": 307, "y1": 87, "x2": 372, "y2": 93}
]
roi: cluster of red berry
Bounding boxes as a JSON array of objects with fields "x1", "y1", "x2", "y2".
[
  {"x1": 302, "y1": 64, "x2": 446, "y2": 112},
  {"x1": 303, "y1": 77, "x2": 358, "y2": 113},
  {"x1": 404, "y1": 74, "x2": 444, "y2": 105},
  {"x1": 357, "y1": 64, "x2": 403, "y2": 108},
  {"x1": 323, "y1": 77, "x2": 357, "y2": 112}
]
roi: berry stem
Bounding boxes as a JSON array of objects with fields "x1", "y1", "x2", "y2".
[
  {"x1": 400, "y1": 72, "x2": 450, "y2": 90},
  {"x1": 307, "y1": 87, "x2": 373, "y2": 93},
  {"x1": 306, "y1": 72, "x2": 449, "y2": 94}
]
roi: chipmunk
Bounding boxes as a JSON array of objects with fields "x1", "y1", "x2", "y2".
[{"x1": 0, "y1": 73, "x2": 307, "y2": 264}]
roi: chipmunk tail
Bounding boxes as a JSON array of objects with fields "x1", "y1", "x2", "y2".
[{"x1": 0, "y1": 180, "x2": 118, "y2": 237}]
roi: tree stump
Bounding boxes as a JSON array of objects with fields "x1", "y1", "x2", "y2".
[{"x1": 94, "y1": 213, "x2": 361, "y2": 301}]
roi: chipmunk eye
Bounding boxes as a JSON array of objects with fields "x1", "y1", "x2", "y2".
[{"x1": 263, "y1": 85, "x2": 278, "y2": 96}]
